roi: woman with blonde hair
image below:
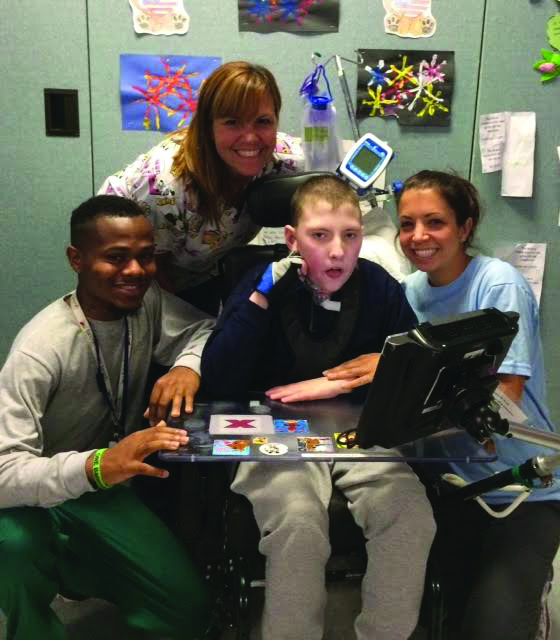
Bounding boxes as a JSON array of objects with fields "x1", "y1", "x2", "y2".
[{"x1": 99, "y1": 61, "x2": 302, "y2": 314}]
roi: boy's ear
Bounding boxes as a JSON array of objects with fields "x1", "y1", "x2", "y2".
[
  {"x1": 66, "y1": 245, "x2": 82, "y2": 274},
  {"x1": 284, "y1": 225, "x2": 297, "y2": 252}
]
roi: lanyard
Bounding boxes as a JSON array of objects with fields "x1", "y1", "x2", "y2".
[{"x1": 68, "y1": 292, "x2": 131, "y2": 442}]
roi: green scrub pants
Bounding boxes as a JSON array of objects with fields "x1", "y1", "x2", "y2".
[{"x1": 0, "y1": 485, "x2": 209, "y2": 639}]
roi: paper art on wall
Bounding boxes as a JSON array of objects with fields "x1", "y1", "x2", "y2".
[
  {"x1": 534, "y1": 49, "x2": 560, "y2": 82},
  {"x1": 383, "y1": 0, "x2": 436, "y2": 38},
  {"x1": 238, "y1": 0, "x2": 339, "y2": 33},
  {"x1": 120, "y1": 54, "x2": 221, "y2": 132},
  {"x1": 547, "y1": 14, "x2": 560, "y2": 50},
  {"x1": 356, "y1": 49, "x2": 454, "y2": 126},
  {"x1": 129, "y1": 0, "x2": 190, "y2": 35}
]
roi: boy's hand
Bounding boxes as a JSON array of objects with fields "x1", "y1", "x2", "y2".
[
  {"x1": 254, "y1": 256, "x2": 303, "y2": 305},
  {"x1": 145, "y1": 366, "x2": 200, "y2": 426},
  {"x1": 266, "y1": 376, "x2": 352, "y2": 403},
  {"x1": 86, "y1": 422, "x2": 188, "y2": 485},
  {"x1": 323, "y1": 353, "x2": 381, "y2": 389}
]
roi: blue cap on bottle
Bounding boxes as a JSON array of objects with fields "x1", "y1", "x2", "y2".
[{"x1": 310, "y1": 95, "x2": 331, "y2": 110}]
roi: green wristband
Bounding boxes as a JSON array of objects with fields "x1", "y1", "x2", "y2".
[{"x1": 92, "y1": 448, "x2": 113, "y2": 490}]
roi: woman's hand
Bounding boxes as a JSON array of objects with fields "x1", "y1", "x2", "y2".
[
  {"x1": 323, "y1": 353, "x2": 381, "y2": 389},
  {"x1": 266, "y1": 376, "x2": 352, "y2": 403}
]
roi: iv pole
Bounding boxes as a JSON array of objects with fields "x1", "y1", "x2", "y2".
[{"x1": 334, "y1": 54, "x2": 361, "y2": 142}]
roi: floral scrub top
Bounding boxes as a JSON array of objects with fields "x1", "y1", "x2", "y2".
[{"x1": 98, "y1": 132, "x2": 303, "y2": 291}]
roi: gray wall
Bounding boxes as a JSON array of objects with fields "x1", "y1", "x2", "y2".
[
  {"x1": 471, "y1": 0, "x2": 560, "y2": 414},
  {"x1": 0, "y1": 1, "x2": 91, "y2": 349},
  {"x1": 1, "y1": 1, "x2": 559, "y2": 424}
]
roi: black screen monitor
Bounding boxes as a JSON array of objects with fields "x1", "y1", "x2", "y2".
[{"x1": 356, "y1": 308, "x2": 519, "y2": 449}]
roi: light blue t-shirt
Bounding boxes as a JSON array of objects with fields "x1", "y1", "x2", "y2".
[{"x1": 403, "y1": 254, "x2": 559, "y2": 503}]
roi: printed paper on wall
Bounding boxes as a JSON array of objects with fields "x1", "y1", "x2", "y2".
[
  {"x1": 129, "y1": 0, "x2": 190, "y2": 35},
  {"x1": 383, "y1": 0, "x2": 436, "y2": 38}
]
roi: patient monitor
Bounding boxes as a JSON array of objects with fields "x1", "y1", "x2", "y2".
[{"x1": 337, "y1": 133, "x2": 394, "y2": 191}]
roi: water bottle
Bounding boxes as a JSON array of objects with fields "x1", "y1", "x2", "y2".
[{"x1": 300, "y1": 66, "x2": 342, "y2": 172}]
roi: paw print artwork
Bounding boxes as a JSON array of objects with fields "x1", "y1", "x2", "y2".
[
  {"x1": 382, "y1": 0, "x2": 437, "y2": 39},
  {"x1": 129, "y1": 0, "x2": 190, "y2": 35}
]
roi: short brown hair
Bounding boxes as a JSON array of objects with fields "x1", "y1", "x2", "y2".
[
  {"x1": 172, "y1": 61, "x2": 282, "y2": 225},
  {"x1": 291, "y1": 174, "x2": 361, "y2": 225}
]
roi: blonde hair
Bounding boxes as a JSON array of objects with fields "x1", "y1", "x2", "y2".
[{"x1": 172, "y1": 61, "x2": 282, "y2": 226}]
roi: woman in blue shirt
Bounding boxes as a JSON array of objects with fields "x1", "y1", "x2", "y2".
[{"x1": 397, "y1": 169, "x2": 560, "y2": 640}]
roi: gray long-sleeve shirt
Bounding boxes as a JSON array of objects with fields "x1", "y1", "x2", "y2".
[{"x1": 0, "y1": 283, "x2": 214, "y2": 509}]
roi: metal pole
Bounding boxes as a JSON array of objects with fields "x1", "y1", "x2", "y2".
[
  {"x1": 506, "y1": 423, "x2": 560, "y2": 452},
  {"x1": 335, "y1": 55, "x2": 360, "y2": 142}
]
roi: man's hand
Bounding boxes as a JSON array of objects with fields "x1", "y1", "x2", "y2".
[
  {"x1": 145, "y1": 366, "x2": 200, "y2": 426},
  {"x1": 323, "y1": 353, "x2": 381, "y2": 389},
  {"x1": 266, "y1": 376, "x2": 352, "y2": 403},
  {"x1": 86, "y1": 422, "x2": 188, "y2": 485}
]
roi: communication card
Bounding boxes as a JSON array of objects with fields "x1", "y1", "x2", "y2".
[
  {"x1": 209, "y1": 414, "x2": 275, "y2": 435},
  {"x1": 212, "y1": 439, "x2": 251, "y2": 456},
  {"x1": 297, "y1": 437, "x2": 335, "y2": 453},
  {"x1": 274, "y1": 419, "x2": 309, "y2": 434},
  {"x1": 259, "y1": 442, "x2": 289, "y2": 456}
]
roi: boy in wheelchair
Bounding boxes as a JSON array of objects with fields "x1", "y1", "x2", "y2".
[{"x1": 201, "y1": 175, "x2": 435, "y2": 640}]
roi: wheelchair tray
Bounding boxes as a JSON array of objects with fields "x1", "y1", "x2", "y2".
[{"x1": 158, "y1": 396, "x2": 496, "y2": 464}]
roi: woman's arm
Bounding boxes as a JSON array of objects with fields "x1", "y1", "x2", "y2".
[{"x1": 497, "y1": 373, "x2": 527, "y2": 405}]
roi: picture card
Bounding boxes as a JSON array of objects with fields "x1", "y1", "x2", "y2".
[
  {"x1": 274, "y1": 419, "x2": 309, "y2": 434},
  {"x1": 209, "y1": 414, "x2": 275, "y2": 435},
  {"x1": 259, "y1": 442, "x2": 289, "y2": 456},
  {"x1": 212, "y1": 439, "x2": 251, "y2": 456},
  {"x1": 297, "y1": 437, "x2": 335, "y2": 453}
]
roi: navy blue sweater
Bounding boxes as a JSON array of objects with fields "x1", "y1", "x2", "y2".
[{"x1": 201, "y1": 258, "x2": 416, "y2": 396}]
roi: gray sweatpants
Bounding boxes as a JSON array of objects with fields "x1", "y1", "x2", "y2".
[{"x1": 232, "y1": 455, "x2": 436, "y2": 640}]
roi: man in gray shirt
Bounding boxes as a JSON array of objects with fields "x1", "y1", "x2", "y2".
[{"x1": 0, "y1": 195, "x2": 215, "y2": 639}]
